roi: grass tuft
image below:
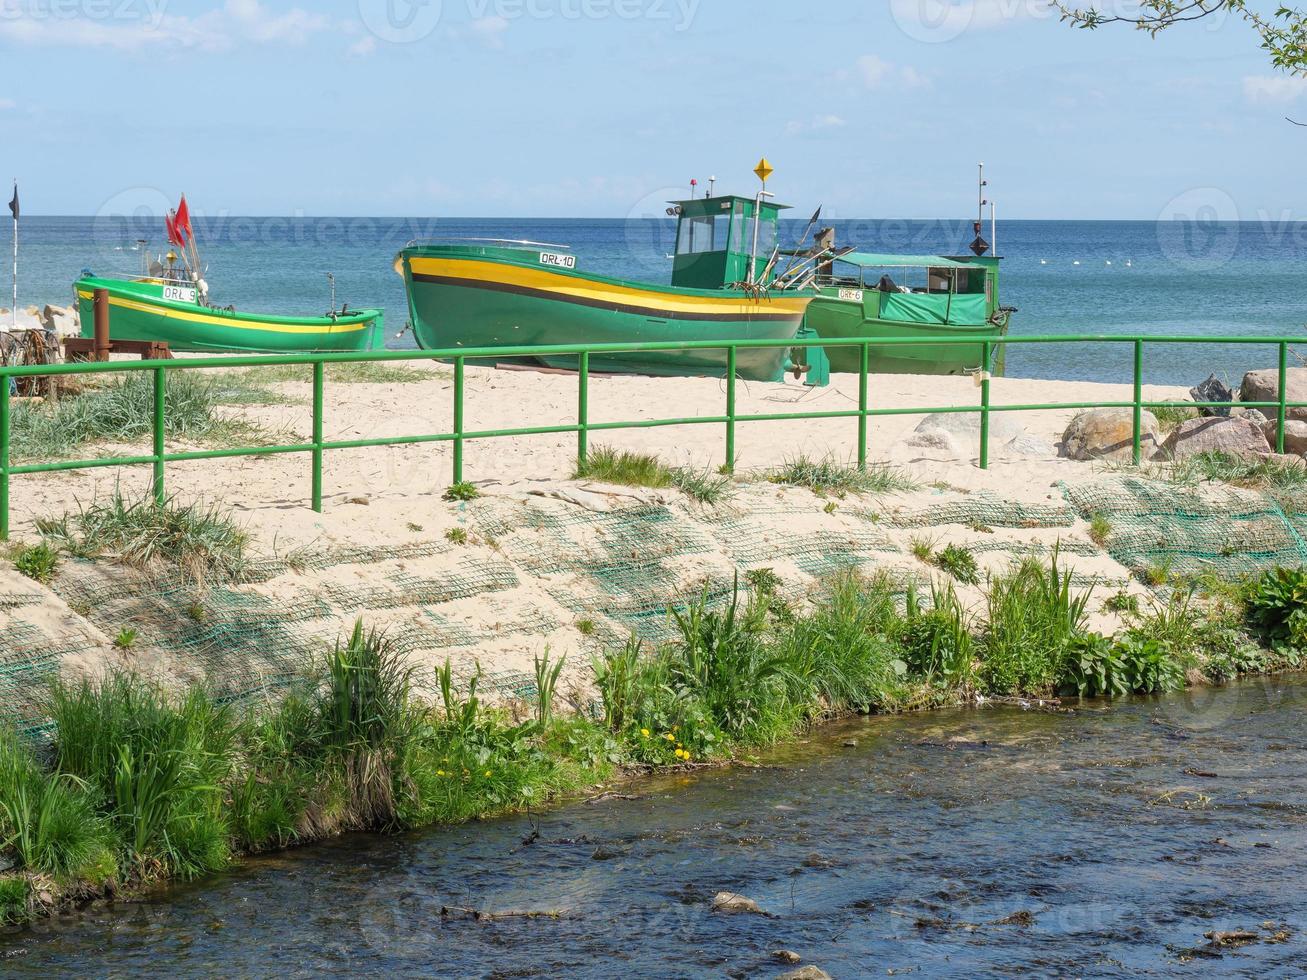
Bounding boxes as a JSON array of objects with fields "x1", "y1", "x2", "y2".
[
  {"x1": 37, "y1": 491, "x2": 248, "y2": 584},
  {"x1": 11, "y1": 542, "x2": 60, "y2": 584},
  {"x1": 768, "y1": 454, "x2": 916, "y2": 496},
  {"x1": 443, "y1": 482, "x2": 480, "y2": 502},
  {"x1": 238, "y1": 361, "x2": 439, "y2": 386},
  {"x1": 574, "y1": 445, "x2": 733, "y2": 504},
  {"x1": 934, "y1": 543, "x2": 980, "y2": 585},
  {"x1": 10, "y1": 373, "x2": 270, "y2": 462},
  {"x1": 1088, "y1": 513, "x2": 1112, "y2": 547}
]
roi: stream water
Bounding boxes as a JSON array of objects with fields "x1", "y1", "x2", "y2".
[{"x1": 5, "y1": 678, "x2": 1307, "y2": 978}]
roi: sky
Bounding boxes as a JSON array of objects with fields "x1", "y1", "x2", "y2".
[{"x1": 1, "y1": 0, "x2": 1305, "y2": 219}]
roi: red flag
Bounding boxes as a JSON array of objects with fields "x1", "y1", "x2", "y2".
[
  {"x1": 165, "y1": 210, "x2": 180, "y2": 246},
  {"x1": 174, "y1": 195, "x2": 192, "y2": 246}
]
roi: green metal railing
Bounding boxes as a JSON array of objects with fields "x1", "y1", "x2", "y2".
[{"x1": 1, "y1": 334, "x2": 1303, "y2": 540}]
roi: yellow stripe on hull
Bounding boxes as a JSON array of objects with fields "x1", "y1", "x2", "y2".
[
  {"x1": 406, "y1": 256, "x2": 811, "y2": 318},
  {"x1": 76, "y1": 290, "x2": 374, "y2": 336}
]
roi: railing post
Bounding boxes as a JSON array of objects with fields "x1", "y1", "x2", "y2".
[
  {"x1": 1278, "y1": 341, "x2": 1288, "y2": 454},
  {"x1": 1132, "y1": 338, "x2": 1143, "y2": 466},
  {"x1": 0, "y1": 374, "x2": 9, "y2": 541},
  {"x1": 312, "y1": 360, "x2": 324, "y2": 512},
  {"x1": 453, "y1": 356, "x2": 465, "y2": 485},
  {"x1": 577, "y1": 351, "x2": 589, "y2": 469},
  {"x1": 979, "y1": 341, "x2": 991, "y2": 470},
  {"x1": 152, "y1": 365, "x2": 166, "y2": 505},
  {"x1": 858, "y1": 342, "x2": 869, "y2": 470},
  {"x1": 725, "y1": 346, "x2": 737, "y2": 473}
]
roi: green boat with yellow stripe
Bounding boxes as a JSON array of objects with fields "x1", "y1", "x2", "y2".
[
  {"x1": 74, "y1": 275, "x2": 383, "y2": 354},
  {"x1": 395, "y1": 188, "x2": 821, "y2": 383}
]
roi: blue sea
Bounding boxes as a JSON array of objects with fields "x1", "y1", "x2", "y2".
[{"x1": 8, "y1": 215, "x2": 1307, "y2": 385}]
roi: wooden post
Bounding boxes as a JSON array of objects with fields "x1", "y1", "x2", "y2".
[{"x1": 92, "y1": 288, "x2": 110, "y2": 362}]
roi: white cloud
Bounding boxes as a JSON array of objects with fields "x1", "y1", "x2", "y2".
[
  {"x1": 0, "y1": 1, "x2": 336, "y2": 52},
  {"x1": 469, "y1": 15, "x2": 510, "y2": 48},
  {"x1": 786, "y1": 114, "x2": 847, "y2": 136},
  {"x1": 348, "y1": 35, "x2": 378, "y2": 57},
  {"x1": 1243, "y1": 75, "x2": 1307, "y2": 104},
  {"x1": 853, "y1": 55, "x2": 932, "y2": 91}
]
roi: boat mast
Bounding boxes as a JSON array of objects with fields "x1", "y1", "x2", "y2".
[
  {"x1": 970, "y1": 162, "x2": 991, "y2": 256},
  {"x1": 749, "y1": 157, "x2": 774, "y2": 285}
]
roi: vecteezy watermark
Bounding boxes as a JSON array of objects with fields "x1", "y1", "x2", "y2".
[
  {"x1": 357, "y1": 0, "x2": 700, "y2": 43},
  {"x1": 1155, "y1": 187, "x2": 1241, "y2": 273},
  {"x1": 0, "y1": 0, "x2": 169, "y2": 28},
  {"x1": 356, "y1": 0, "x2": 444, "y2": 43}
]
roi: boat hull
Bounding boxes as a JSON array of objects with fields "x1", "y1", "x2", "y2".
[
  {"x1": 805, "y1": 291, "x2": 1007, "y2": 376},
  {"x1": 75, "y1": 278, "x2": 383, "y2": 354},
  {"x1": 397, "y1": 248, "x2": 812, "y2": 382}
]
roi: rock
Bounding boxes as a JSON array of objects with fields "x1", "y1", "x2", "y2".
[
  {"x1": 776, "y1": 968, "x2": 832, "y2": 980},
  {"x1": 1061, "y1": 409, "x2": 1161, "y2": 461},
  {"x1": 36, "y1": 303, "x2": 78, "y2": 337},
  {"x1": 902, "y1": 429, "x2": 959, "y2": 454},
  {"x1": 1189, "y1": 374, "x2": 1233, "y2": 417},
  {"x1": 1262, "y1": 418, "x2": 1307, "y2": 455},
  {"x1": 1163, "y1": 416, "x2": 1270, "y2": 461},
  {"x1": 711, "y1": 891, "x2": 764, "y2": 915},
  {"x1": 1240, "y1": 408, "x2": 1268, "y2": 427},
  {"x1": 841, "y1": 739, "x2": 857, "y2": 748},
  {"x1": 772, "y1": 951, "x2": 803, "y2": 965},
  {"x1": 1241, "y1": 368, "x2": 1307, "y2": 423},
  {"x1": 347, "y1": 495, "x2": 371, "y2": 506},
  {"x1": 999, "y1": 433, "x2": 1056, "y2": 458},
  {"x1": 913, "y1": 411, "x2": 1026, "y2": 443}
]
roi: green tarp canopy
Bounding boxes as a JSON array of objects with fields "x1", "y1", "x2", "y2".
[
  {"x1": 837, "y1": 252, "x2": 976, "y2": 270},
  {"x1": 881, "y1": 292, "x2": 989, "y2": 326}
]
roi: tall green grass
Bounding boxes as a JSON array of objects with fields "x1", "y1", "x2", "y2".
[
  {"x1": 49, "y1": 675, "x2": 235, "y2": 879},
  {"x1": 979, "y1": 552, "x2": 1094, "y2": 696}
]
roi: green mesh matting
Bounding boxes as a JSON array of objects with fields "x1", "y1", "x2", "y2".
[
  {"x1": 888, "y1": 491, "x2": 1075, "y2": 530},
  {"x1": 0, "y1": 621, "x2": 98, "y2": 735},
  {"x1": 1061, "y1": 476, "x2": 1307, "y2": 579}
]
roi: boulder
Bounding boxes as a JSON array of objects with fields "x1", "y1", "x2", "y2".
[
  {"x1": 1189, "y1": 374, "x2": 1233, "y2": 417},
  {"x1": 1241, "y1": 368, "x2": 1307, "y2": 423},
  {"x1": 776, "y1": 969, "x2": 832, "y2": 980},
  {"x1": 772, "y1": 951, "x2": 803, "y2": 965},
  {"x1": 1258, "y1": 452, "x2": 1307, "y2": 469},
  {"x1": 711, "y1": 891, "x2": 764, "y2": 915},
  {"x1": 1000, "y1": 433, "x2": 1057, "y2": 458},
  {"x1": 913, "y1": 411, "x2": 1026, "y2": 444},
  {"x1": 1263, "y1": 418, "x2": 1307, "y2": 456},
  {"x1": 902, "y1": 429, "x2": 960, "y2": 455},
  {"x1": 1061, "y1": 409, "x2": 1161, "y2": 461},
  {"x1": 1163, "y1": 416, "x2": 1270, "y2": 461},
  {"x1": 1240, "y1": 408, "x2": 1269, "y2": 428}
]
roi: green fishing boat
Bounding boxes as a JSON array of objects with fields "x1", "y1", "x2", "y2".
[
  {"x1": 74, "y1": 275, "x2": 384, "y2": 354},
  {"x1": 395, "y1": 182, "x2": 821, "y2": 383},
  {"x1": 75, "y1": 195, "x2": 382, "y2": 354},
  {"x1": 797, "y1": 252, "x2": 1013, "y2": 375}
]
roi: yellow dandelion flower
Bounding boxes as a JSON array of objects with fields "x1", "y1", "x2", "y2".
[
  {"x1": 484, "y1": 770, "x2": 492, "y2": 777},
  {"x1": 436, "y1": 770, "x2": 446, "y2": 777},
  {"x1": 641, "y1": 728, "x2": 651, "y2": 738}
]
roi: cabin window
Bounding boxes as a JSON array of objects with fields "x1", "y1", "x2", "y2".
[{"x1": 677, "y1": 212, "x2": 733, "y2": 254}]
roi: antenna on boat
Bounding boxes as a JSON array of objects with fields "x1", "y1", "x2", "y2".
[
  {"x1": 990, "y1": 199, "x2": 997, "y2": 257},
  {"x1": 327, "y1": 272, "x2": 337, "y2": 317},
  {"x1": 709, "y1": 175, "x2": 717, "y2": 196},
  {"x1": 970, "y1": 162, "x2": 991, "y2": 257},
  {"x1": 690, "y1": 178, "x2": 698, "y2": 200}
]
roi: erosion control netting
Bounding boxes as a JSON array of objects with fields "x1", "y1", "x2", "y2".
[
  {"x1": 1061, "y1": 476, "x2": 1307, "y2": 579},
  {"x1": 10, "y1": 474, "x2": 1300, "y2": 734}
]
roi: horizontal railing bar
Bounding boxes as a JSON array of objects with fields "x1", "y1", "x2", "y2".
[{"x1": 4, "y1": 334, "x2": 1307, "y2": 379}]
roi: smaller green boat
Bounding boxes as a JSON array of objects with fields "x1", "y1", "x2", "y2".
[
  {"x1": 76, "y1": 196, "x2": 382, "y2": 354},
  {"x1": 74, "y1": 275, "x2": 384, "y2": 354},
  {"x1": 798, "y1": 252, "x2": 1013, "y2": 375}
]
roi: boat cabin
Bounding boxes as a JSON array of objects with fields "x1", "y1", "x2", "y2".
[{"x1": 669, "y1": 194, "x2": 790, "y2": 289}]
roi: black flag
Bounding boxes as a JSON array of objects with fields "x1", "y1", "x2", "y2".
[{"x1": 7, "y1": 184, "x2": 16, "y2": 221}]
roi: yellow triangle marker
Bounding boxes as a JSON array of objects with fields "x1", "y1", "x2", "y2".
[{"x1": 754, "y1": 157, "x2": 774, "y2": 184}]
